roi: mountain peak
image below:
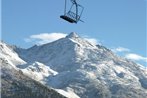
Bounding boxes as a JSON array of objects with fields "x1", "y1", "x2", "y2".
[{"x1": 66, "y1": 32, "x2": 79, "y2": 38}]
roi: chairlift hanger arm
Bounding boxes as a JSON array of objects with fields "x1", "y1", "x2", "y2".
[{"x1": 71, "y1": 0, "x2": 77, "y2": 5}]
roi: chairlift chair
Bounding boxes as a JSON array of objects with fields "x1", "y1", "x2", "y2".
[{"x1": 60, "y1": 0, "x2": 84, "y2": 23}]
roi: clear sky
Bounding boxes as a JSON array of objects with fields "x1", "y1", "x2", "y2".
[{"x1": 2, "y1": 0, "x2": 147, "y2": 66}]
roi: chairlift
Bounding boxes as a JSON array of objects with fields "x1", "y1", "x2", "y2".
[{"x1": 60, "y1": 0, "x2": 84, "y2": 23}]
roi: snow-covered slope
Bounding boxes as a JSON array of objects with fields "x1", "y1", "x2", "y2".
[
  {"x1": 18, "y1": 61, "x2": 58, "y2": 82},
  {"x1": 4, "y1": 32, "x2": 147, "y2": 98},
  {"x1": 0, "y1": 41, "x2": 26, "y2": 68}
]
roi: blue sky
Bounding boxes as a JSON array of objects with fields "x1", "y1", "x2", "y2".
[{"x1": 2, "y1": 0, "x2": 147, "y2": 66}]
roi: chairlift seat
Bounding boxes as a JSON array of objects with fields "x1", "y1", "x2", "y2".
[{"x1": 60, "y1": 15, "x2": 77, "y2": 23}]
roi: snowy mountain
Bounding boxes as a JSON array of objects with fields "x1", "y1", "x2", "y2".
[{"x1": 1, "y1": 32, "x2": 147, "y2": 98}]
